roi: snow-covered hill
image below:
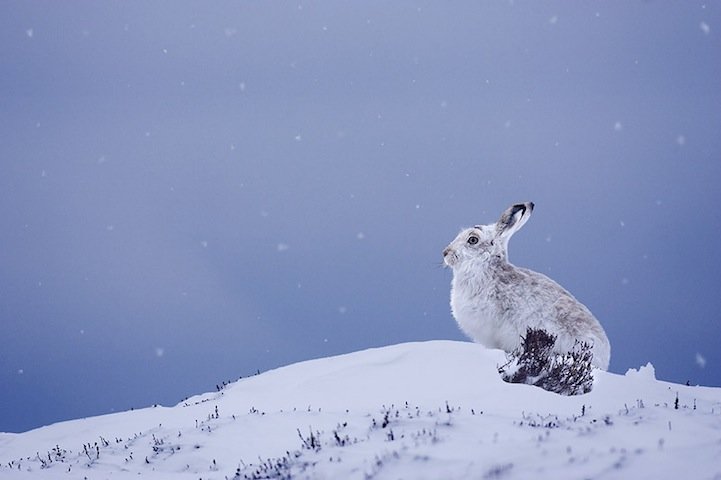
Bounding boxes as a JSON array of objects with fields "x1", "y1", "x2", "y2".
[{"x1": 1, "y1": 341, "x2": 720, "y2": 479}]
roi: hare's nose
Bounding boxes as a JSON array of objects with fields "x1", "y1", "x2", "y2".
[{"x1": 443, "y1": 247, "x2": 451, "y2": 257}]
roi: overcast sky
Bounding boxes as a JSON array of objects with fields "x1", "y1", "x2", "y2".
[{"x1": 1, "y1": 1, "x2": 719, "y2": 433}]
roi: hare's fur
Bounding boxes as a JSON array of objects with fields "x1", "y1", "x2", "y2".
[{"x1": 443, "y1": 203, "x2": 610, "y2": 370}]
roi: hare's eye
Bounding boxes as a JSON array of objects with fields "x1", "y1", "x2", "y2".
[{"x1": 467, "y1": 236, "x2": 479, "y2": 245}]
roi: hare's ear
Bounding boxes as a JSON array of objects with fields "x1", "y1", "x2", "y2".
[{"x1": 496, "y1": 202, "x2": 534, "y2": 239}]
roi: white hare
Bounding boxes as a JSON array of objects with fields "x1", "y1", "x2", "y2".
[{"x1": 443, "y1": 202, "x2": 610, "y2": 370}]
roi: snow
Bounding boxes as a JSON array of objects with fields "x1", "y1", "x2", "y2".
[{"x1": 1, "y1": 341, "x2": 720, "y2": 479}]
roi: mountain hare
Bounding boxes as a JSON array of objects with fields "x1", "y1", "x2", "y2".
[{"x1": 443, "y1": 202, "x2": 610, "y2": 370}]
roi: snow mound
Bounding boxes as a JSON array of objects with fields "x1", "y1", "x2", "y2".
[
  {"x1": 1, "y1": 341, "x2": 720, "y2": 479},
  {"x1": 625, "y1": 362, "x2": 657, "y2": 381}
]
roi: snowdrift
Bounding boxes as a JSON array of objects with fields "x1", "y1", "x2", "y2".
[{"x1": 1, "y1": 341, "x2": 720, "y2": 479}]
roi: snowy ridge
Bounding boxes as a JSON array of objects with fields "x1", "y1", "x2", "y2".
[{"x1": 1, "y1": 341, "x2": 720, "y2": 479}]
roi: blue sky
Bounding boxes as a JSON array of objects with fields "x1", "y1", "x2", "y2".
[{"x1": 1, "y1": 1, "x2": 719, "y2": 433}]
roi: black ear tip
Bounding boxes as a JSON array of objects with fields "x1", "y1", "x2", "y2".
[{"x1": 512, "y1": 202, "x2": 534, "y2": 212}]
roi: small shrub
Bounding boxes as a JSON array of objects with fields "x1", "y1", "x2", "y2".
[
  {"x1": 297, "y1": 428, "x2": 322, "y2": 452},
  {"x1": 498, "y1": 328, "x2": 594, "y2": 396}
]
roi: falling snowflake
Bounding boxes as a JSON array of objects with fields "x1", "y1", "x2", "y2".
[
  {"x1": 700, "y1": 22, "x2": 711, "y2": 35},
  {"x1": 695, "y1": 353, "x2": 707, "y2": 368},
  {"x1": 277, "y1": 243, "x2": 289, "y2": 252},
  {"x1": 155, "y1": 347, "x2": 165, "y2": 358}
]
